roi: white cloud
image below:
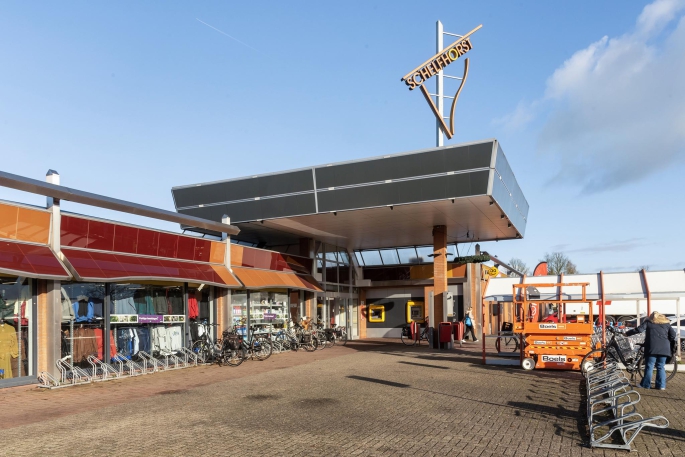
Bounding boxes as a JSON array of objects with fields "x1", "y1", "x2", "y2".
[{"x1": 502, "y1": 0, "x2": 685, "y2": 192}]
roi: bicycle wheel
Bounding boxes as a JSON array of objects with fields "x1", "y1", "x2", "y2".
[
  {"x1": 338, "y1": 329, "x2": 348, "y2": 346},
  {"x1": 315, "y1": 332, "x2": 326, "y2": 350},
  {"x1": 495, "y1": 336, "x2": 518, "y2": 353},
  {"x1": 253, "y1": 338, "x2": 273, "y2": 361},
  {"x1": 223, "y1": 348, "x2": 244, "y2": 367},
  {"x1": 401, "y1": 327, "x2": 418, "y2": 346},
  {"x1": 191, "y1": 340, "x2": 211, "y2": 362},
  {"x1": 639, "y1": 354, "x2": 678, "y2": 383},
  {"x1": 581, "y1": 349, "x2": 616, "y2": 377},
  {"x1": 304, "y1": 334, "x2": 318, "y2": 352}
]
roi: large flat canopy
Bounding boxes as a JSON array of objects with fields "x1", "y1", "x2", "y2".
[{"x1": 172, "y1": 139, "x2": 529, "y2": 250}]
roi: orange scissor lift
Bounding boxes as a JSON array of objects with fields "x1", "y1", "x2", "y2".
[{"x1": 514, "y1": 282, "x2": 595, "y2": 371}]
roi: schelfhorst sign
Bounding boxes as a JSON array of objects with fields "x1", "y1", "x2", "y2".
[{"x1": 401, "y1": 24, "x2": 482, "y2": 139}]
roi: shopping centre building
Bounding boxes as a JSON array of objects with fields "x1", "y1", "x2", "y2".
[{"x1": 0, "y1": 138, "x2": 527, "y2": 388}]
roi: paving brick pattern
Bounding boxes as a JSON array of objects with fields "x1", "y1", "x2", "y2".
[{"x1": 1, "y1": 340, "x2": 683, "y2": 456}]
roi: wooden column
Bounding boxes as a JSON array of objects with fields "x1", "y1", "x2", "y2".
[{"x1": 433, "y1": 225, "x2": 447, "y2": 343}]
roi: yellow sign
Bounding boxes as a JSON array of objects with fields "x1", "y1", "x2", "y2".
[
  {"x1": 401, "y1": 24, "x2": 482, "y2": 140},
  {"x1": 487, "y1": 266, "x2": 499, "y2": 277}
]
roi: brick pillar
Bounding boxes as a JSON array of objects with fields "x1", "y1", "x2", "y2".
[
  {"x1": 216, "y1": 287, "x2": 229, "y2": 335},
  {"x1": 359, "y1": 289, "x2": 367, "y2": 339},
  {"x1": 38, "y1": 280, "x2": 61, "y2": 377},
  {"x1": 433, "y1": 225, "x2": 447, "y2": 343}
]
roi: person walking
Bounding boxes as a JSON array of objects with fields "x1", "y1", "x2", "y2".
[
  {"x1": 626, "y1": 311, "x2": 676, "y2": 390},
  {"x1": 461, "y1": 308, "x2": 478, "y2": 343}
]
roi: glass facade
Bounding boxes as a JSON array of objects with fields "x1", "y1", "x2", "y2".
[
  {"x1": 0, "y1": 278, "x2": 33, "y2": 383},
  {"x1": 231, "y1": 289, "x2": 288, "y2": 335}
]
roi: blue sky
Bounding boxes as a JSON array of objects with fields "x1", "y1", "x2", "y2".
[{"x1": 1, "y1": 1, "x2": 683, "y2": 273}]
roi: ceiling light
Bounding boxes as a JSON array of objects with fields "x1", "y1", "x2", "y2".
[
  {"x1": 489, "y1": 201, "x2": 494, "y2": 206},
  {"x1": 507, "y1": 222, "x2": 512, "y2": 228},
  {"x1": 451, "y1": 198, "x2": 455, "y2": 203},
  {"x1": 500, "y1": 214, "x2": 505, "y2": 219},
  {"x1": 389, "y1": 205, "x2": 394, "y2": 210},
  {"x1": 333, "y1": 212, "x2": 337, "y2": 216}
]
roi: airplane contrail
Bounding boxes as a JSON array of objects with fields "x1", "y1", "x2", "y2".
[{"x1": 196, "y1": 18, "x2": 261, "y2": 53}]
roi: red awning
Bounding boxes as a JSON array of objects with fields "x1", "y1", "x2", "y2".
[
  {"x1": 0, "y1": 240, "x2": 71, "y2": 280},
  {"x1": 62, "y1": 248, "x2": 241, "y2": 288}
]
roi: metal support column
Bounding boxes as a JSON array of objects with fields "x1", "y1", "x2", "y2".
[
  {"x1": 436, "y1": 20, "x2": 444, "y2": 147},
  {"x1": 104, "y1": 283, "x2": 111, "y2": 362}
]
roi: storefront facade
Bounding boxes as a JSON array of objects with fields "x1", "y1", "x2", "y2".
[{"x1": 0, "y1": 180, "x2": 323, "y2": 388}]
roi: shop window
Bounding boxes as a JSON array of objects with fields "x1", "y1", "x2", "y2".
[
  {"x1": 108, "y1": 283, "x2": 186, "y2": 361},
  {"x1": 60, "y1": 282, "x2": 105, "y2": 370},
  {"x1": 250, "y1": 290, "x2": 288, "y2": 335},
  {"x1": 368, "y1": 304, "x2": 385, "y2": 323},
  {"x1": 1, "y1": 278, "x2": 33, "y2": 383}
]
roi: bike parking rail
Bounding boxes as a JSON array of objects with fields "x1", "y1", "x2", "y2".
[{"x1": 584, "y1": 359, "x2": 669, "y2": 450}]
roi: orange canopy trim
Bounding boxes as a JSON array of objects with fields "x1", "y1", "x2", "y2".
[{"x1": 232, "y1": 266, "x2": 322, "y2": 292}]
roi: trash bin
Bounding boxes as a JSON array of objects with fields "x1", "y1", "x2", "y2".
[
  {"x1": 410, "y1": 321, "x2": 420, "y2": 340},
  {"x1": 439, "y1": 322, "x2": 453, "y2": 343},
  {"x1": 453, "y1": 321, "x2": 464, "y2": 342}
]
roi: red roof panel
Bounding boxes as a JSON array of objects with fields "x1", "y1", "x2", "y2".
[{"x1": 0, "y1": 240, "x2": 70, "y2": 279}]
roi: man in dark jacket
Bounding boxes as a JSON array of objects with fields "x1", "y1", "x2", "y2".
[{"x1": 626, "y1": 311, "x2": 677, "y2": 390}]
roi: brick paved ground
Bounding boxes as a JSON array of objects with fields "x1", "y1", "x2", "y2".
[{"x1": 1, "y1": 340, "x2": 683, "y2": 456}]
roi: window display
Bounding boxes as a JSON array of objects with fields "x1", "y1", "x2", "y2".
[
  {"x1": 60, "y1": 283, "x2": 106, "y2": 369},
  {"x1": 0, "y1": 278, "x2": 32, "y2": 381},
  {"x1": 231, "y1": 290, "x2": 288, "y2": 335},
  {"x1": 109, "y1": 284, "x2": 186, "y2": 358}
]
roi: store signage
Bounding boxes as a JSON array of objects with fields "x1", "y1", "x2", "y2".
[
  {"x1": 401, "y1": 24, "x2": 482, "y2": 140},
  {"x1": 263, "y1": 313, "x2": 277, "y2": 321},
  {"x1": 110, "y1": 314, "x2": 138, "y2": 324},
  {"x1": 487, "y1": 266, "x2": 499, "y2": 277},
  {"x1": 541, "y1": 355, "x2": 567, "y2": 363},
  {"x1": 110, "y1": 314, "x2": 185, "y2": 324}
]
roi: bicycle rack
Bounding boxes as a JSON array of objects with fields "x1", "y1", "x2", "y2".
[
  {"x1": 585, "y1": 359, "x2": 670, "y2": 450},
  {"x1": 86, "y1": 355, "x2": 121, "y2": 382},
  {"x1": 56, "y1": 357, "x2": 92, "y2": 386},
  {"x1": 137, "y1": 351, "x2": 161, "y2": 373},
  {"x1": 178, "y1": 347, "x2": 199, "y2": 366},
  {"x1": 37, "y1": 371, "x2": 61, "y2": 388}
]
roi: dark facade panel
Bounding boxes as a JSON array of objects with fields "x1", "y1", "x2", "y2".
[
  {"x1": 317, "y1": 171, "x2": 489, "y2": 212},
  {"x1": 180, "y1": 193, "x2": 317, "y2": 223},
  {"x1": 173, "y1": 169, "x2": 314, "y2": 208},
  {"x1": 314, "y1": 141, "x2": 493, "y2": 189},
  {"x1": 492, "y1": 178, "x2": 526, "y2": 236},
  {"x1": 494, "y1": 144, "x2": 529, "y2": 217}
]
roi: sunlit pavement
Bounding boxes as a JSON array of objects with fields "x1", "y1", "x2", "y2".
[{"x1": 1, "y1": 339, "x2": 683, "y2": 456}]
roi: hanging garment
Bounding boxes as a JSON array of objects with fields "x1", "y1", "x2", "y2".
[
  {"x1": 73, "y1": 327, "x2": 98, "y2": 363},
  {"x1": 131, "y1": 329, "x2": 140, "y2": 356},
  {"x1": 61, "y1": 300, "x2": 75, "y2": 322},
  {"x1": 90, "y1": 298, "x2": 104, "y2": 318},
  {"x1": 0, "y1": 323, "x2": 18, "y2": 379},
  {"x1": 137, "y1": 327, "x2": 151, "y2": 354},
  {"x1": 113, "y1": 297, "x2": 136, "y2": 314},
  {"x1": 93, "y1": 329, "x2": 117, "y2": 360},
  {"x1": 116, "y1": 328, "x2": 134, "y2": 358},
  {"x1": 189, "y1": 321, "x2": 199, "y2": 342},
  {"x1": 73, "y1": 299, "x2": 94, "y2": 322},
  {"x1": 153, "y1": 293, "x2": 167, "y2": 315},
  {"x1": 188, "y1": 296, "x2": 199, "y2": 320},
  {"x1": 169, "y1": 294, "x2": 184, "y2": 315},
  {"x1": 0, "y1": 297, "x2": 12, "y2": 320},
  {"x1": 200, "y1": 300, "x2": 210, "y2": 320},
  {"x1": 166, "y1": 326, "x2": 183, "y2": 351},
  {"x1": 13, "y1": 301, "x2": 28, "y2": 326},
  {"x1": 152, "y1": 326, "x2": 168, "y2": 353}
]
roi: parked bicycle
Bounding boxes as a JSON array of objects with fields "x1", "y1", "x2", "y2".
[
  {"x1": 191, "y1": 320, "x2": 222, "y2": 363},
  {"x1": 221, "y1": 323, "x2": 273, "y2": 367},
  {"x1": 401, "y1": 319, "x2": 430, "y2": 346},
  {"x1": 581, "y1": 326, "x2": 678, "y2": 383}
]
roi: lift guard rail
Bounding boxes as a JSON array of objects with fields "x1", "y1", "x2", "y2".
[{"x1": 584, "y1": 360, "x2": 669, "y2": 450}]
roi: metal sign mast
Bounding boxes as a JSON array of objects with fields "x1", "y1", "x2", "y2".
[{"x1": 434, "y1": 20, "x2": 465, "y2": 147}]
